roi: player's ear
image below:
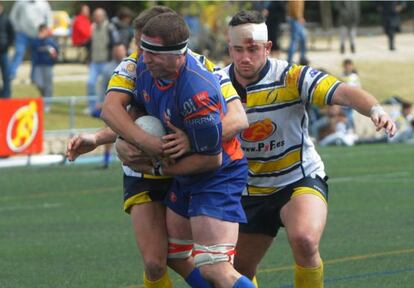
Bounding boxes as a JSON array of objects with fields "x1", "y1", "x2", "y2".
[{"x1": 265, "y1": 41, "x2": 272, "y2": 55}]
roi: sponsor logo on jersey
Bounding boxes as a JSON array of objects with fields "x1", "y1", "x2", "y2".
[
  {"x1": 182, "y1": 98, "x2": 197, "y2": 117},
  {"x1": 242, "y1": 140, "x2": 285, "y2": 153},
  {"x1": 169, "y1": 191, "x2": 177, "y2": 203},
  {"x1": 240, "y1": 118, "x2": 276, "y2": 142},
  {"x1": 143, "y1": 90, "x2": 150, "y2": 103},
  {"x1": 193, "y1": 91, "x2": 210, "y2": 108},
  {"x1": 6, "y1": 101, "x2": 39, "y2": 152},
  {"x1": 126, "y1": 62, "x2": 136, "y2": 73},
  {"x1": 309, "y1": 69, "x2": 319, "y2": 77},
  {"x1": 184, "y1": 114, "x2": 215, "y2": 126}
]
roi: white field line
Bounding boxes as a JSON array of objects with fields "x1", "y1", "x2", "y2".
[
  {"x1": 0, "y1": 202, "x2": 63, "y2": 212},
  {"x1": 329, "y1": 171, "x2": 411, "y2": 183}
]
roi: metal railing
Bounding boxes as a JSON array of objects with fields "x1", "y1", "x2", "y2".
[{"x1": 44, "y1": 95, "x2": 101, "y2": 137}]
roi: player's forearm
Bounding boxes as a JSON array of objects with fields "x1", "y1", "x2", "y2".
[
  {"x1": 331, "y1": 84, "x2": 378, "y2": 117},
  {"x1": 222, "y1": 99, "x2": 249, "y2": 141},
  {"x1": 101, "y1": 92, "x2": 147, "y2": 148},
  {"x1": 94, "y1": 126, "x2": 117, "y2": 146},
  {"x1": 162, "y1": 153, "x2": 222, "y2": 176}
]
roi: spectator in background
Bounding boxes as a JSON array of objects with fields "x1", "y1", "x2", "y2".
[
  {"x1": 92, "y1": 43, "x2": 127, "y2": 117},
  {"x1": 90, "y1": 43, "x2": 127, "y2": 168},
  {"x1": 86, "y1": 8, "x2": 116, "y2": 115},
  {"x1": 0, "y1": 2, "x2": 14, "y2": 98},
  {"x1": 389, "y1": 102, "x2": 414, "y2": 143},
  {"x1": 337, "y1": 1, "x2": 360, "y2": 54},
  {"x1": 318, "y1": 105, "x2": 358, "y2": 146},
  {"x1": 9, "y1": 0, "x2": 52, "y2": 80},
  {"x1": 31, "y1": 24, "x2": 58, "y2": 113},
  {"x1": 377, "y1": 1, "x2": 406, "y2": 51},
  {"x1": 111, "y1": 7, "x2": 134, "y2": 52},
  {"x1": 265, "y1": 1, "x2": 286, "y2": 58},
  {"x1": 287, "y1": 0, "x2": 308, "y2": 65},
  {"x1": 71, "y1": 3, "x2": 92, "y2": 62},
  {"x1": 341, "y1": 59, "x2": 361, "y2": 129}
]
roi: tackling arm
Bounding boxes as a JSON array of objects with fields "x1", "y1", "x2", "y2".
[
  {"x1": 101, "y1": 91, "x2": 163, "y2": 158},
  {"x1": 222, "y1": 99, "x2": 249, "y2": 141},
  {"x1": 126, "y1": 153, "x2": 222, "y2": 176},
  {"x1": 162, "y1": 153, "x2": 222, "y2": 176}
]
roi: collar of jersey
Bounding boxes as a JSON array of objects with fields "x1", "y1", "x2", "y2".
[
  {"x1": 229, "y1": 59, "x2": 270, "y2": 100},
  {"x1": 230, "y1": 59, "x2": 270, "y2": 88},
  {"x1": 155, "y1": 72, "x2": 179, "y2": 90}
]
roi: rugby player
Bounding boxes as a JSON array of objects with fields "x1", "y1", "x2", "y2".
[
  {"x1": 221, "y1": 10, "x2": 396, "y2": 288},
  {"x1": 66, "y1": 6, "x2": 248, "y2": 288},
  {"x1": 109, "y1": 11, "x2": 256, "y2": 288}
]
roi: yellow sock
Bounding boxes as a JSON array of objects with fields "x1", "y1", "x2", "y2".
[
  {"x1": 294, "y1": 260, "x2": 324, "y2": 288},
  {"x1": 143, "y1": 270, "x2": 173, "y2": 288},
  {"x1": 252, "y1": 275, "x2": 259, "y2": 287}
]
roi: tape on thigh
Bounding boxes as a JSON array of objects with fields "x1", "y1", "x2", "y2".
[
  {"x1": 192, "y1": 243, "x2": 236, "y2": 267},
  {"x1": 167, "y1": 238, "x2": 193, "y2": 259}
]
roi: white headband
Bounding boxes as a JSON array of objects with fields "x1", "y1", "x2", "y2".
[
  {"x1": 228, "y1": 23, "x2": 268, "y2": 45},
  {"x1": 140, "y1": 38, "x2": 188, "y2": 55}
]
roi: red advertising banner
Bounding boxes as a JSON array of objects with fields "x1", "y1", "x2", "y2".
[{"x1": 0, "y1": 98, "x2": 44, "y2": 157}]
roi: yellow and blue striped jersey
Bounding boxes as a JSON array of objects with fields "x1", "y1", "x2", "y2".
[
  {"x1": 107, "y1": 49, "x2": 238, "y2": 179},
  {"x1": 224, "y1": 58, "x2": 342, "y2": 196},
  {"x1": 107, "y1": 51, "x2": 138, "y2": 96}
]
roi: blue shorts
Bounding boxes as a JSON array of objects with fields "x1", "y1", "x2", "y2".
[{"x1": 165, "y1": 158, "x2": 248, "y2": 223}]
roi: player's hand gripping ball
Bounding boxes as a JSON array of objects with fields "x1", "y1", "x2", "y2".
[{"x1": 136, "y1": 116, "x2": 174, "y2": 168}]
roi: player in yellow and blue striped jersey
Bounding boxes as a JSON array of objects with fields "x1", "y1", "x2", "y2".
[{"x1": 221, "y1": 10, "x2": 397, "y2": 288}]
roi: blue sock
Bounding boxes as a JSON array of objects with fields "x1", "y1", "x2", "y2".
[
  {"x1": 185, "y1": 268, "x2": 212, "y2": 288},
  {"x1": 103, "y1": 150, "x2": 110, "y2": 167},
  {"x1": 233, "y1": 275, "x2": 256, "y2": 288}
]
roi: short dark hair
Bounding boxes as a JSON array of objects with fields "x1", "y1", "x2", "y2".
[
  {"x1": 229, "y1": 10, "x2": 265, "y2": 26},
  {"x1": 402, "y1": 102, "x2": 413, "y2": 110},
  {"x1": 142, "y1": 12, "x2": 189, "y2": 46},
  {"x1": 117, "y1": 6, "x2": 133, "y2": 20},
  {"x1": 38, "y1": 23, "x2": 48, "y2": 32},
  {"x1": 133, "y1": 6, "x2": 175, "y2": 31},
  {"x1": 343, "y1": 59, "x2": 354, "y2": 66}
]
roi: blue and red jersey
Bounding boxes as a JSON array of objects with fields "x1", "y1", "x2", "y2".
[{"x1": 133, "y1": 52, "x2": 245, "y2": 184}]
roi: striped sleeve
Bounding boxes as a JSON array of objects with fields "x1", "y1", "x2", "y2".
[
  {"x1": 297, "y1": 66, "x2": 342, "y2": 107},
  {"x1": 106, "y1": 52, "x2": 138, "y2": 95},
  {"x1": 213, "y1": 69, "x2": 240, "y2": 102}
]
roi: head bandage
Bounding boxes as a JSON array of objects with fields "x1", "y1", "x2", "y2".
[
  {"x1": 141, "y1": 38, "x2": 188, "y2": 55},
  {"x1": 229, "y1": 23, "x2": 268, "y2": 45}
]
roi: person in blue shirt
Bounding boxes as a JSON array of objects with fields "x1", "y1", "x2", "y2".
[
  {"x1": 31, "y1": 23, "x2": 58, "y2": 112},
  {"x1": 101, "y1": 12, "x2": 255, "y2": 288},
  {"x1": 0, "y1": 2, "x2": 14, "y2": 98}
]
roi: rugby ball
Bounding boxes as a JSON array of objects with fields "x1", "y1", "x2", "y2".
[{"x1": 135, "y1": 115, "x2": 166, "y2": 138}]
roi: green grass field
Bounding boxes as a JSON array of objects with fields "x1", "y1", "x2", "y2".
[{"x1": 1, "y1": 143, "x2": 413, "y2": 287}]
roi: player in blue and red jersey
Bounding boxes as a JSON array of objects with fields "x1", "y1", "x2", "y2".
[{"x1": 113, "y1": 12, "x2": 255, "y2": 288}]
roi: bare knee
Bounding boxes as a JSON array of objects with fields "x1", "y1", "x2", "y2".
[
  {"x1": 199, "y1": 262, "x2": 239, "y2": 286},
  {"x1": 144, "y1": 260, "x2": 166, "y2": 280},
  {"x1": 290, "y1": 233, "x2": 320, "y2": 260}
]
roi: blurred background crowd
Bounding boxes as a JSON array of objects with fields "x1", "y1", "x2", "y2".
[{"x1": 0, "y1": 0, "x2": 413, "y2": 165}]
